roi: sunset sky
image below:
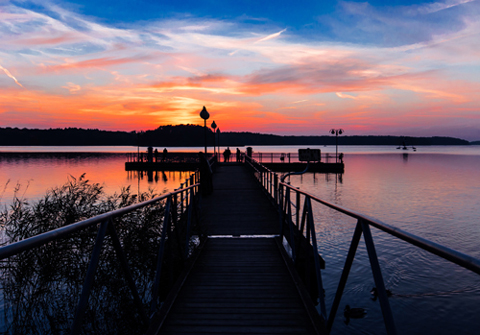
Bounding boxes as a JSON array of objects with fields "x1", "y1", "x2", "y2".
[{"x1": 1, "y1": 0, "x2": 479, "y2": 140}]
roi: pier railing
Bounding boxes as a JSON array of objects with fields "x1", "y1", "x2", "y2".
[
  {"x1": 126, "y1": 151, "x2": 342, "y2": 164},
  {"x1": 250, "y1": 151, "x2": 342, "y2": 164},
  {"x1": 126, "y1": 152, "x2": 201, "y2": 163},
  {"x1": 0, "y1": 171, "x2": 201, "y2": 334},
  {"x1": 245, "y1": 155, "x2": 480, "y2": 335}
]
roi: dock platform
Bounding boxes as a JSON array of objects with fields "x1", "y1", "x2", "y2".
[{"x1": 125, "y1": 152, "x2": 344, "y2": 173}]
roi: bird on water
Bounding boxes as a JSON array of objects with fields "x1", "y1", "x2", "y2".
[
  {"x1": 370, "y1": 287, "x2": 393, "y2": 300},
  {"x1": 344, "y1": 305, "x2": 367, "y2": 319}
]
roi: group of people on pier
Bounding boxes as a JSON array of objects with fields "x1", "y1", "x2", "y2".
[
  {"x1": 138, "y1": 146, "x2": 244, "y2": 164},
  {"x1": 153, "y1": 148, "x2": 168, "y2": 163},
  {"x1": 222, "y1": 147, "x2": 242, "y2": 162},
  {"x1": 138, "y1": 147, "x2": 168, "y2": 163}
]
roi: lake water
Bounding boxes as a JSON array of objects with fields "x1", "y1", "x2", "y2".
[
  {"x1": 0, "y1": 145, "x2": 479, "y2": 334},
  {"x1": 0, "y1": 148, "x2": 195, "y2": 207}
]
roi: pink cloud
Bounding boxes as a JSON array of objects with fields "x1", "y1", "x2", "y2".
[{"x1": 14, "y1": 34, "x2": 82, "y2": 46}]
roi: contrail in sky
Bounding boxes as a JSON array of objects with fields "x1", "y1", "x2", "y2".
[
  {"x1": 0, "y1": 64, "x2": 24, "y2": 88},
  {"x1": 254, "y1": 29, "x2": 287, "y2": 44},
  {"x1": 229, "y1": 28, "x2": 287, "y2": 56}
]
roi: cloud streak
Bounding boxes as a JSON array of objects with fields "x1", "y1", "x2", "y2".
[
  {"x1": 417, "y1": 0, "x2": 475, "y2": 14},
  {"x1": 0, "y1": 64, "x2": 24, "y2": 88},
  {"x1": 254, "y1": 28, "x2": 287, "y2": 44}
]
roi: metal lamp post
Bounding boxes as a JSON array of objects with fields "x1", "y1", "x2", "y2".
[
  {"x1": 211, "y1": 120, "x2": 217, "y2": 158},
  {"x1": 200, "y1": 106, "x2": 210, "y2": 155},
  {"x1": 217, "y1": 128, "x2": 220, "y2": 156},
  {"x1": 329, "y1": 128, "x2": 344, "y2": 163}
]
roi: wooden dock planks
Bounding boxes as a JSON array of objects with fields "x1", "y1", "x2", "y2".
[
  {"x1": 156, "y1": 238, "x2": 320, "y2": 335},
  {"x1": 199, "y1": 164, "x2": 279, "y2": 236},
  {"x1": 148, "y1": 165, "x2": 326, "y2": 335}
]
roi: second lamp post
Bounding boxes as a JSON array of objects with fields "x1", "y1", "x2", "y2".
[
  {"x1": 329, "y1": 128, "x2": 344, "y2": 163},
  {"x1": 200, "y1": 106, "x2": 210, "y2": 155},
  {"x1": 211, "y1": 120, "x2": 217, "y2": 157}
]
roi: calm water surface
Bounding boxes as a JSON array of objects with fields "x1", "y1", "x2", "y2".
[
  {"x1": 0, "y1": 145, "x2": 479, "y2": 334},
  {"x1": 0, "y1": 149, "x2": 194, "y2": 207},
  {"x1": 288, "y1": 151, "x2": 480, "y2": 335}
]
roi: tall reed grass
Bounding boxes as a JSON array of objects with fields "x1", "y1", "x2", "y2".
[{"x1": 0, "y1": 174, "x2": 168, "y2": 334}]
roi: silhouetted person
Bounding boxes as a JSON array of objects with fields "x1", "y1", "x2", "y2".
[
  {"x1": 198, "y1": 152, "x2": 213, "y2": 195},
  {"x1": 162, "y1": 148, "x2": 168, "y2": 162},
  {"x1": 223, "y1": 147, "x2": 231, "y2": 162},
  {"x1": 147, "y1": 146, "x2": 153, "y2": 163},
  {"x1": 236, "y1": 148, "x2": 241, "y2": 162},
  {"x1": 339, "y1": 153, "x2": 344, "y2": 163},
  {"x1": 154, "y1": 148, "x2": 159, "y2": 163}
]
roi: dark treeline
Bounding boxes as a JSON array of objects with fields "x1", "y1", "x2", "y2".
[
  {"x1": 0, "y1": 127, "x2": 135, "y2": 145},
  {"x1": 217, "y1": 132, "x2": 470, "y2": 146},
  {"x1": 0, "y1": 125, "x2": 471, "y2": 146}
]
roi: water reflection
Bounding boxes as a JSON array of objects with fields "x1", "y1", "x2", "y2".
[
  {"x1": 0, "y1": 153, "x2": 194, "y2": 206},
  {"x1": 128, "y1": 170, "x2": 191, "y2": 189},
  {"x1": 324, "y1": 172, "x2": 343, "y2": 185}
]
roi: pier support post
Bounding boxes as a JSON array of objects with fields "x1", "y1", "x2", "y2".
[{"x1": 361, "y1": 221, "x2": 397, "y2": 335}]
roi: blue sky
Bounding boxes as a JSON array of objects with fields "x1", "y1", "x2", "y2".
[
  {"x1": 12, "y1": 0, "x2": 471, "y2": 45},
  {"x1": 1, "y1": 0, "x2": 479, "y2": 140}
]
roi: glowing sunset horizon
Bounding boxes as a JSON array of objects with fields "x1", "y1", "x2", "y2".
[{"x1": 1, "y1": 0, "x2": 479, "y2": 140}]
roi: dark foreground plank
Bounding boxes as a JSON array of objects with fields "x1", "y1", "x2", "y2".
[{"x1": 149, "y1": 238, "x2": 325, "y2": 335}]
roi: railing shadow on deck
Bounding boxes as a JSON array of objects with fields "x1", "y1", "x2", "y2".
[
  {"x1": 245, "y1": 155, "x2": 480, "y2": 335},
  {"x1": 0, "y1": 170, "x2": 207, "y2": 334}
]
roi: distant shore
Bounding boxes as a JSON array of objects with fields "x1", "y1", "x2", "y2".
[{"x1": 0, "y1": 125, "x2": 474, "y2": 147}]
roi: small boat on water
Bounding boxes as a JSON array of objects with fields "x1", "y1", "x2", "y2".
[{"x1": 397, "y1": 138, "x2": 417, "y2": 151}]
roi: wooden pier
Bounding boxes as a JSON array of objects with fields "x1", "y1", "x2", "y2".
[
  {"x1": 147, "y1": 164, "x2": 326, "y2": 334},
  {"x1": 262, "y1": 162, "x2": 343, "y2": 173}
]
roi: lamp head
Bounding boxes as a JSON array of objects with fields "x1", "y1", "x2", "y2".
[
  {"x1": 200, "y1": 106, "x2": 210, "y2": 120},
  {"x1": 329, "y1": 128, "x2": 344, "y2": 135},
  {"x1": 211, "y1": 120, "x2": 217, "y2": 129}
]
